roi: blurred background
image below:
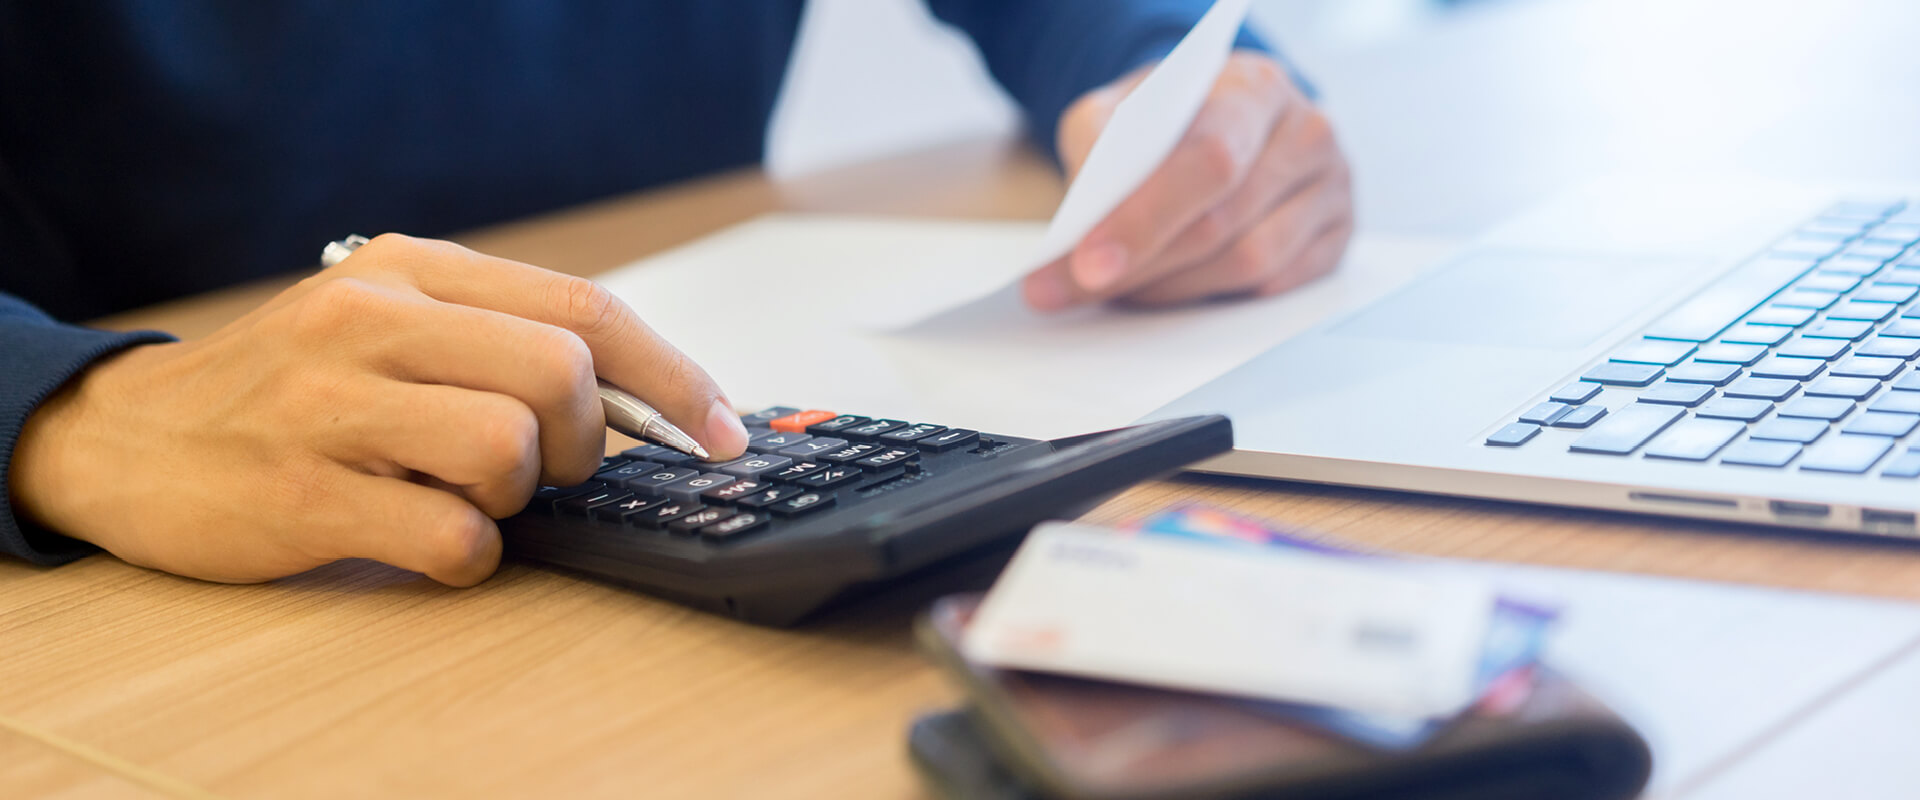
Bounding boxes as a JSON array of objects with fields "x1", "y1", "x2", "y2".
[{"x1": 767, "y1": 0, "x2": 1920, "y2": 239}]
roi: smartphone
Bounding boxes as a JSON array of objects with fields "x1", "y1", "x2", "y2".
[{"x1": 912, "y1": 594, "x2": 1651, "y2": 800}]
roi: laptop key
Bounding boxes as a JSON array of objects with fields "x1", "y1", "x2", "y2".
[
  {"x1": 1750, "y1": 418, "x2": 1829, "y2": 444},
  {"x1": 1551, "y1": 405, "x2": 1608, "y2": 428},
  {"x1": 1719, "y1": 440, "x2": 1802, "y2": 468},
  {"x1": 1893, "y1": 371, "x2": 1920, "y2": 391},
  {"x1": 1856, "y1": 337, "x2": 1920, "y2": 359},
  {"x1": 1696, "y1": 397, "x2": 1773, "y2": 422},
  {"x1": 1778, "y1": 398, "x2": 1854, "y2": 421},
  {"x1": 1519, "y1": 402, "x2": 1573, "y2": 425},
  {"x1": 1582, "y1": 362, "x2": 1664, "y2": 387},
  {"x1": 1800, "y1": 434, "x2": 1895, "y2": 474},
  {"x1": 1880, "y1": 320, "x2": 1920, "y2": 338},
  {"x1": 1805, "y1": 376, "x2": 1881, "y2": 400},
  {"x1": 1878, "y1": 267, "x2": 1920, "y2": 285},
  {"x1": 1568, "y1": 404, "x2": 1684, "y2": 455},
  {"x1": 1882, "y1": 452, "x2": 1920, "y2": 479},
  {"x1": 1775, "y1": 337, "x2": 1850, "y2": 360},
  {"x1": 1869, "y1": 392, "x2": 1920, "y2": 415},
  {"x1": 1830, "y1": 356, "x2": 1906, "y2": 379},
  {"x1": 1797, "y1": 273, "x2": 1862, "y2": 293},
  {"x1": 1822, "y1": 256, "x2": 1886, "y2": 276},
  {"x1": 1855, "y1": 284, "x2": 1919, "y2": 304},
  {"x1": 1842, "y1": 412, "x2": 1920, "y2": 438},
  {"x1": 1667, "y1": 362, "x2": 1741, "y2": 385},
  {"x1": 1610, "y1": 339, "x2": 1697, "y2": 366},
  {"x1": 1694, "y1": 342, "x2": 1768, "y2": 365},
  {"x1": 1749, "y1": 356, "x2": 1826, "y2": 381},
  {"x1": 1721, "y1": 324, "x2": 1793, "y2": 346},
  {"x1": 1745, "y1": 306, "x2": 1816, "y2": 327},
  {"x1": 1826, "y1": 302, "x2": 1897, "y2": 323},
  {"x1": 1773, "y1": 289, "x2": 1841, "y2": 310},
  {"x1": 1640, "y1": 255, "x2": 1817, "y2": 342},
  {"x1": 1724, "y1": 377, "x2": 1800, "y2": 401},
  {"x1": 1803, "y1": 320, "x2": 1875, "y2": 340},
  {"x1": 1551, "y1": 382, "x2": 1604, "y2": 404},
  {"x1": 1639, "y1": 383, "x2": 1714, "y2": 407},
  {"x1": 1486, "y1": 423, "x2": 1540, "y2": 447},
  {"x1": 1644, "y1": 418, "x2": 1745, "y2": 461}
]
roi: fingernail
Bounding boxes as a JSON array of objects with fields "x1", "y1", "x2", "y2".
[
  {"x1": 704, "y1": 400, "x2": 749, "y2": 460},
  {"x1": 1025, "y1": 271, "x2": 1074, "y2": 311},
  {"x1": 1072, "y1": 242, "x2": 1128, "y2": 291}
]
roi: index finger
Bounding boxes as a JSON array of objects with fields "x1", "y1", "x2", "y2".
[{"x1": 349, "y1": 234, "x2": 749, "y2": 461}]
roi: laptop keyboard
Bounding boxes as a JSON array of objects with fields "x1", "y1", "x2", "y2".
[{"x1": 1487, "y1": 199, "x2": 1920, "y2": 478}]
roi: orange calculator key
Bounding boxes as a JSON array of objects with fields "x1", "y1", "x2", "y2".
[{"x1": 770, "y1": 409, "x2": 837, "y2": 433}]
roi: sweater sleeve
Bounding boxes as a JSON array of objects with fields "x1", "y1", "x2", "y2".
[
  {"x1": 921, "y1": 0, "x2": 1311, "y2": 162},
  {"x1": 0, "y1": 293, "x2": 174, "y2": 565}
]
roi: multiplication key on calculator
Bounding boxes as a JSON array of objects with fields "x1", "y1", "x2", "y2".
[{"x1": 502, "y1": 407, "x2": 1232, "y2": 625}]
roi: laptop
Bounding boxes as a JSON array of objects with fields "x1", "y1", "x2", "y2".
[{"x1": 1150, "y1": 179, "x2": 1920, "y2": 537}]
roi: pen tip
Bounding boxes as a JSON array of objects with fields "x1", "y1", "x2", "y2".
[{"x1": 691, "y1": 444, "x2": 710, "y2": 460}]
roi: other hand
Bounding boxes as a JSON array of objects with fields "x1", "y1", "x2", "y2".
[
  {"x1": 10, "y1": 234, "x2": 748, "y2": 586},
  {"x1": 1024, "y1": 51, "x2": 1354, "y2": 310}
]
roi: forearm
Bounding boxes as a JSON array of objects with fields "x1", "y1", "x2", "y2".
[{"x1": 0, "y1": 293, "x2": 174, "y2": 564}]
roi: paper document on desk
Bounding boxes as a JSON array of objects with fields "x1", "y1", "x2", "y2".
[
  {"x1": 856, "y1": 0, "x2": 1253, "y2": 329},
  {"x1": 593, "y1": 215, "x2": 1456, "y2": 440}
]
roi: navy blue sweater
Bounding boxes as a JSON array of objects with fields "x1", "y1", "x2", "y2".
[{"x1": 0, "y1": 1, "x2": 1276, "y2": 565}]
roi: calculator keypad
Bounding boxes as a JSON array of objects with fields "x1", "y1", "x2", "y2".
[{"x1": 527, "y1": 407, "x2": 996, "y2": 543}]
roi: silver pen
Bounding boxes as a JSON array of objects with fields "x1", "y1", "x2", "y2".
[{"x1": 319, "y1": 235, "x2": 710, "y2": 461}]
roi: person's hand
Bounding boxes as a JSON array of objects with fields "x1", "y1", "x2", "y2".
[
  {"x1": 9, "y1": 234, "x2": 748, "y2": 586},
  {"x1": 1024, "y1": 51, "x2": 1354, "y2": 310}
]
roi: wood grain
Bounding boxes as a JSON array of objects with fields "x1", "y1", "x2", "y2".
[{"x1": 14, "y1": 134, "x2": 1920, "y2": 797}]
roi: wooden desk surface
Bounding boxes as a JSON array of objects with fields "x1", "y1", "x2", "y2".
[{"x1": 13, "y1": 136, "x2": 1920, "y2": 799}]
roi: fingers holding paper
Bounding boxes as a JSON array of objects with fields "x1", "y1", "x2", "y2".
[{"x1": 1023, "y1": 52, "x2": 1354, "y2": 311}]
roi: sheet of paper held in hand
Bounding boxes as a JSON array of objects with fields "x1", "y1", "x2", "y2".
[{"x1": 855, "y1": 0, "x2": 1254, "y2": 329}]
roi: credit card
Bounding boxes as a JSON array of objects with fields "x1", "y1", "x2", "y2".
[{"x1": 963, "y1": 521, "x2": 1498, "y2": 719}]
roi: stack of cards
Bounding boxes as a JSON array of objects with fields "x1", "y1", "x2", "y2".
[{"x1": 961, "y1": 507, "x2": 1558, "y2": 749}]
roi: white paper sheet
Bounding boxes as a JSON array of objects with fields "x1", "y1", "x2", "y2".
[
  {"x1": 594, "y1": 214, "x2": 1457, "y2": 440},
  {"x1": 855, "y1": 0, "x2": 1254, "y2": 329}
]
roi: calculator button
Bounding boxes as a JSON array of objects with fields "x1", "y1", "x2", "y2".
[
  {"x1": 557, "y1": 488, "x2": 634, "y2": 517},
  {"x1": 770, "y1": 461, "x2": 828, "y2": 482},
  {"x1": 660, "y1": 472, "x2": 737, "y2": 502},
  {"x1": 855, "y1": 448, "x2": 919, "y2": 470},
  {"x1": 778, "y1": 437, "x2": 849, "y2": 458},
  {"x1": 741, "y1": 406, "x2": 800, "y2": 425},
  {"x1": 700, "y1": 512, "x2": 769, "y2": 540},
  {"x1": 620, "y1": 466, "x2": 700, "y2": 494},
  {"x1": 797, "y1": 466, "x2": 861, "y2": 489},
  {"x1": 620, "y1": 444, "x2": 696, "y2": 466},
  {"x1": 770, "y1": 410, "x2": 838, "y2": 433},
  {"x1": 1800, "y1": 434, "x2": 1894, "y2": 474},
  {"x1": 841, "y1": 419, "x2": 908, "y2": 440},
  {"x1": 633, "y1": 501, "x2": 707, "y2": 529},
  {"x1": 819, "y1": 442, "x2": 885, "y2": 463},
  {"x1": 915, "y1": 429, "x2": 980, "y2": 452},
  {"x1": 737, "y1": 485, "x2": 810, "y2": 509},
  {"x1": 747, "y1": 430, "x2": 812, "y2": 452},
  {"x1": 880, "y1": 423, "x2": 949, "y2": 443},
  {"x1": 667, "y1": 506, "x2": 739, "y2": 534},
  {"x1": 598, "y1": 495, "x2": 668, "y2": 522},
  {"x1": 720, "y1": 454, "x2": 794, "y2": 479},
  {"x1": 595, "y1": 461, "x2": 662, "y2": 485},
  {"x1": 701, "y1": 479, "x2": 767, "y2": 504},
  {"x1": 769, "y1": 491, "x2": 836, "y2": 517},
  {"x1": 529, "y1": 482, "x2": 603, "y2": 514},
  {"x1": 805, "y1": 415, "x2": 870, "y2": 435},
  {"x1": 1550, "y1": 382, "x2": 1603, "y2": 404}
]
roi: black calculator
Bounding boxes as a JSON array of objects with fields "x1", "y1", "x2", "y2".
[{"x1": 501, "y1": 407, "x2": 1233, "y2": 625}]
